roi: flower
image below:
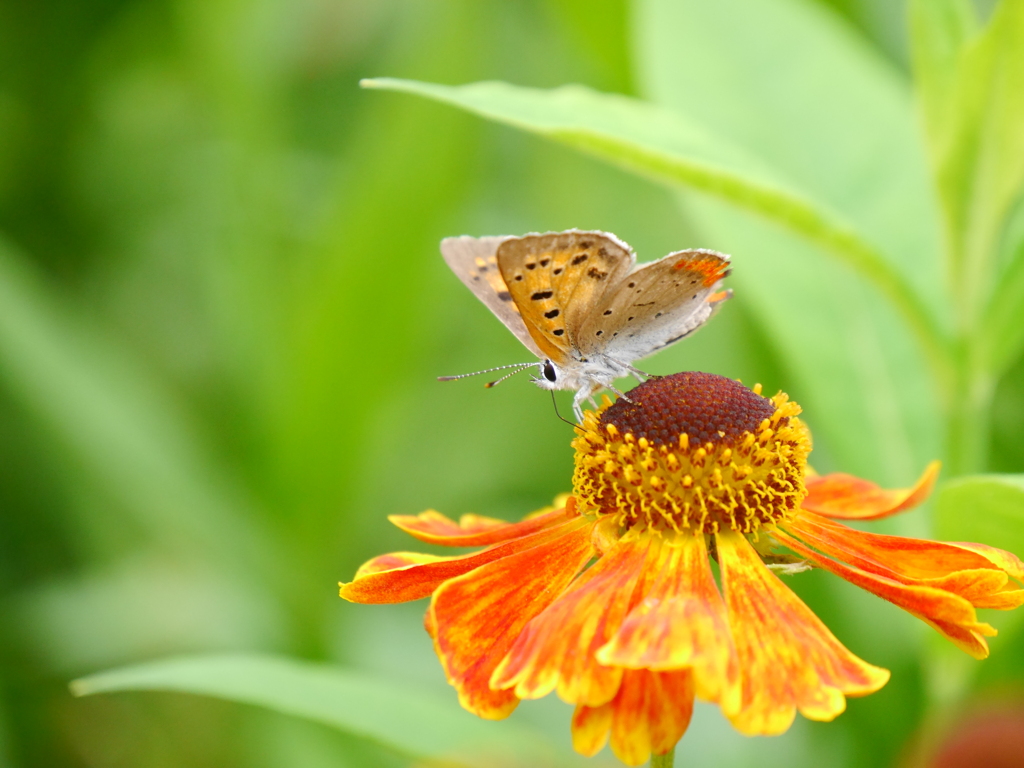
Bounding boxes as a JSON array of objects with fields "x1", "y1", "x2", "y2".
[{"x1": 340, "y1": 372, "x2": 1024, "y2": 766}]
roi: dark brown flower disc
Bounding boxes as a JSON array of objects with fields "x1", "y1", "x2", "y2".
[{"x1": 600, "y1": 372, "x2": 775, "y2": 447}]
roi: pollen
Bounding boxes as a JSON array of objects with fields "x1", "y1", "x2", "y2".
[{"x1": 572, "y1": 372, "x2": 810, "y2": 535}]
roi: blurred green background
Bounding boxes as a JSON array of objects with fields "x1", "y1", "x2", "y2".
[{"x1": 1, "y1": 0, "x2": 1022, "y2": 766}]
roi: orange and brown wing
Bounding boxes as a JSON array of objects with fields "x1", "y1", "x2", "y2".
[
  {"x1": 578, "y1": 249, "x2": 731, "y2": 359},
  {"x1": 496, "y1": 230, "x2": 634, "y2": 364}
]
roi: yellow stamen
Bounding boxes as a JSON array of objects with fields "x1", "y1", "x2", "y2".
[{"x1": 572, "y1": 372, "x2": 811, "y2": 535}]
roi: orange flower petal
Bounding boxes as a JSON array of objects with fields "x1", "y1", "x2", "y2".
[
  {"x1": 352, "y1": 551, "x2": 448, "y2": 577},
  {"x1": 922, "y1": 570, "x2": 1024, "y2": 610},
  {"x1": 429, "y1": 517, "x2": 595, "y2": 719},
  {"x1": 717, "y1": 529, "x2": 889, "y2": 735},
  {"x1": 802, "y1": 461, "x2": 939, "y2": 520},
  {"x1": 389, "y1": 498, "x2": 576, "y2": 547},
  {"x1": 599, "y1": 533, "x2": 739, "y2": 711},
  {"x1": 922, "y1": 617, "x2": 996, "y2": 659},
  {"x1": 339, "y1": 517, "x2": 585, "y2": 604},
  {"x1": 948, "y1": 542, "x2": 1024, "y2": 583},
  {"x1": 782, "y1": 513, "x2": 1023, "y2": 610},
  {"x1": 785, "y1": 512, "x2": 1000, "y2": 578},
  {"x1": 573, "y1": 669, "x2": 694, "y2": 767},
  {"x1": 570, "y1": 700, "x2": 613, "y2": 757},
  {"x1": 773, "y1": 529, "x2": 996, "y2": 659},
  {"x1": 491, "y1": 533, "x2": 652, "y2": 707}
]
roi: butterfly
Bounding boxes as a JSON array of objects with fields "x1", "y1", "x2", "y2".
[{"x1": 440, "y1": 229, "x2": 731, "y2": 421}]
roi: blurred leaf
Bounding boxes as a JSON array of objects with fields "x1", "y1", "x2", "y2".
[
  {"x1": 15, "y1": 557, "x2": 284, "y2": 674},
  {"x1": 635, "y1": 0, "x2": 942, "y2": 300},
  {"x1": 634, "y1": 0, "x2": 942, "y2": 490},
  {"x1": 814, "y1": 0, "x2": 912, "y2": 70},
  {"x1": 989, "y1": 317, "x2": 1024, "y2": 473},
  {"x1": 361, "y1": 77, "x2": 945, "y2": 380},
  {"x1": 909, "y1": 0, "x2": 978, "y2": 159},
  {"x1": 921, "y1": 0, "x2": 1024, "y2": 336},
  {"x1": 638, "y1": 0, "x2": 942, "y2": 274},
  {"x1": 71, "y1": 654, "x2": 598, "y2": 768},
  {"x1": 984, "y1": 233, "x2": 1024, "y2": 373},
  {"x1": 0, "y1": 238, "x2": 278, "y2": 583},
  {"x1": 546, "y1": 0, "x2": 633, "y2": 94},
  {"x1": 935, "y1": 474, "x2": 1024, "y2": 557}
]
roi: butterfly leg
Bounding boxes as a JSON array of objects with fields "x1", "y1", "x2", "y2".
[
  {"x1": 624, "y1": 363, "x2": 655, "y2": 383},
  {"x1": 572, "y1": 396, "x2": 586, "y2": 423},
  {"x1": 606, "y1": 383, "x2": 636, "y2": 405},
  {"x1": 572, "y1": 385, "x2": 601, "y2": 423}
]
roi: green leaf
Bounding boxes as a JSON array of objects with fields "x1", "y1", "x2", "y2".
[
  {"x1": 71, "y1": 654, "x2": 593, "y2": 768},
  {"x1": 909, "y1": 0, "x2": 979, "y2": 161},
  {"x1": 935, "y1": 474, "x2": 1024, "y2": 557},
  {"x1": 361, "y1": 77, "x2": 947, "y2": 391},
  {"x1": 633, "y1": 0, "x2": 944, "y2": 490},
  {"x1": 922, "y1": 0, "x2": 1024, "y2": 336},
  {"x1": 636, "y1": 0, "x2": 942, "y2": 288}
]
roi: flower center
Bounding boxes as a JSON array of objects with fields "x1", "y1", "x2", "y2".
[{"x1": 572, "y1": 372, "x2": 810, "y2": 534}]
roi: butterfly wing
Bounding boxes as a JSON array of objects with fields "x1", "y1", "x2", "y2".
[
  {"x1": 440, "y1": 235, "x2": 545, "y2": 359},
  {"x1": 495, "y1": 230, "x2": 634, "y2": 365},
  {"x1": 577, "y1": 249, "x2": 731, "y2": 360}
]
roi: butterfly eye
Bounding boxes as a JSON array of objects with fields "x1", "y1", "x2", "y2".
[{"x1": 543, "y1": 361, "x2": 557, "y2": 382}]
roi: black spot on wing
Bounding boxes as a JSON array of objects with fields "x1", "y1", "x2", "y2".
[
  {"x1": 571, "y1": 253, "x2": 589, "y2": 266},
  {"x1": 531, "y1": 290, "x2": 554, "y2": 301},
  {"x1": 603, "y1": 309, "x2": 613, "y2": 316},
  {"x1": 587, "y1": 267, "x2": 607, "y2": 280},
  {"x1": 544, "y1": 308, "x2": 560, "y2": 318},
  {"x1": 553, "y1": 329, "x2": 565, "y2": 336}
]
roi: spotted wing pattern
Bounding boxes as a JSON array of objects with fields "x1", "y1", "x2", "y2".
[
  {"x1": 495, "y1": 231, "x2": 634, "y2": 365},
  {"x1": 440, "y1": 235, "x2": 544, "y2": 359},
  {"x1": 576, "y1": 249, "x2": 731, "y2": 360}
]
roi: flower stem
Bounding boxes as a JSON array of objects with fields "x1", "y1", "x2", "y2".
[
  {"x1": 944, "y1": 345, "x2": 995, "y2": 476},
  {"x1": 651, "y1": 748, "x2": 675, "y2": 768}
]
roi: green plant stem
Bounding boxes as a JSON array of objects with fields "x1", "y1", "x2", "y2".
[
  {"x1": 651, "y1": 748, "x2": 675, "y2": 768},
  {"x1": 944, "y1": 343, "x2": 995, "y2": 477}
]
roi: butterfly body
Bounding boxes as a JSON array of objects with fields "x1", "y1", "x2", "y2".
[{"x1": 442, "y1": 230, "x2": 731, "y2": 421}]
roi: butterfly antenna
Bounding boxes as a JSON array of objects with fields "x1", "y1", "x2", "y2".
[
  {"x1": 438, "y1": 362, "x2": 534, "y2": 383},
  {"x1": 485, "y1": 365, "x2": 534, "y2": 388}
]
